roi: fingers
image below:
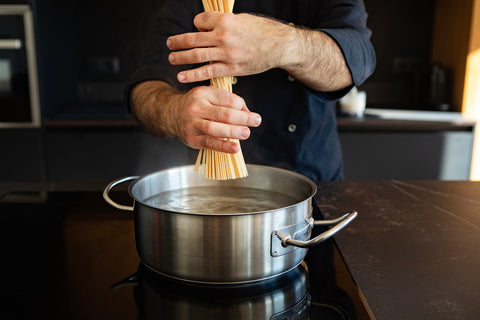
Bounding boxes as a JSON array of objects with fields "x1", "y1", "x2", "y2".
[
  {"x1": 198, "y1": 136, "x2": 241, "y2": 154},
  {"x1": 167, "y1": 12, "x2": 239, "y2": 83},
  {"x1": 188, "y1": 109, "x2": 259, "y2": 154},
  {"x1": 201, "y1": 89, "x2": 261, "y2": 128},
  {"x1": 205, "y1": 105, "x2": 261, "y2": 128},
  {"x1": 207, "y1": 86, "x2": 246, "y2": 110},
  {"x1": 166, "y1": 12, "x2": 226, "y2": 51},
  {"x1": 167, "y1": 37, "x2": 231, "y2": 82},
  {"x1": 178, "y1": 63, "x2": 234, "y2": 83},
  {"x1": 197, "y1": 120, "x2": 250, "y2": 141},
  {"x1": 207, "y1": 137, "x2": 241, "y2": 154},
  {"x1": 193, "y1": 12, "x2": 223, "y2": 31},
  {"x1": 168, "y1": 47, "x2": 224, "y2": 66},
  {"x1": 166, "y1": 31, "x2": 214, "y2": 51},
  {"x1": 167, "y1": 31, "x2": 232, "y2": 83},
  {"x1": 178, "y1": 87, "x2": 261, "y2": 153},
  {"x1": 191, "y1": 102, "x2": 260, "y2": 142}
]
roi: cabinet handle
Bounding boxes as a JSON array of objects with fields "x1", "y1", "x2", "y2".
[{"x1": 0, "y1": 39, "x2": 22, "y2": 50}]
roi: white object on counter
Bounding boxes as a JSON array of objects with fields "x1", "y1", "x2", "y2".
[
  {"x1": 363, "y1": 108, "x2": 468, "y2": 122},
  {"x1": 339, "y1": 87, "x2": 367, "y2": 117}
]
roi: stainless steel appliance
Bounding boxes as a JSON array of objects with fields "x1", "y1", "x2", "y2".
[{"x1": 0, "y1": 4, "x2": 40, "y2": 128}]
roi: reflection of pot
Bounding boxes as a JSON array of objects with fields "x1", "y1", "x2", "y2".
[
  {"x1": 112, "y1": 262, "x2": 310, "y2": 320},
  {"x1": 104, "y1": 165, "x2": 357, "y2": 284}
]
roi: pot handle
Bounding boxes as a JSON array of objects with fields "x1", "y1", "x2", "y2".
[
  {"x1": 109, "y1": 273, "x2": 138, "y2": 292},
  {"x1": 103, "y1": 176, "x2": 138, "y2": 212},
  {"x1": 276, "y1": 211, "x2": 357, "y2": 248}
]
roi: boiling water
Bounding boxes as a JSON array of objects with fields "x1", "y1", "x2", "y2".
[{"x1": 142, "y1": 186, "x2": 299, "y2": 214}]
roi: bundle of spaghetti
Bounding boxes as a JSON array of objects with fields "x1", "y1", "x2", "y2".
[
  {"x1": 202, "y1": 0, "x2": 234, "y2": 13},
  {"x1": 194, "y1": 0, "x2": 248, "y2": 180}
]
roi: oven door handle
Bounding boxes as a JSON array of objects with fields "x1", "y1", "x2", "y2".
[{"x1": 0, "y1": 39, "x2": 22, "y2": 50}]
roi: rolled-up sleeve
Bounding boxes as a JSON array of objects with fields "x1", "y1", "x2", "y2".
[{"x1": 315, "y1": 0, "x2": 376, "y2": 87}]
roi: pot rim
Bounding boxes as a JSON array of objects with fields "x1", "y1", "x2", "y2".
[{"x1": 127, "y1": 164, "x2": 317, "y2": 216}]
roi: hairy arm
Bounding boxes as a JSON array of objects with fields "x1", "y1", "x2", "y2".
[
  {"x1": 130, "y1": 80, "x2": 262, "y2": 153},
  {"x1": 167, "y1": 12, "x2": 353, "y2": 92},
  {"x1": 130, "y1": 81, "x2": 179, "y2": 138},
  {"x1": 280, "y1": 25, "x2": 353, "y2": 91}
]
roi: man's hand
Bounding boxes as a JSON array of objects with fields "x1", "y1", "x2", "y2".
[
  {"x1": 166, "y1": 11, "x2": 353, "y2": 92},
  {"x1": 166, "y1": 12, "x2": 295, "y2": 83},
  {"x1": 131, "y1": 81, "x2": 262, "y2": 154}
]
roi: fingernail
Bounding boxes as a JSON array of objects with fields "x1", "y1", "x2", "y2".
[
  {"x1": 253, "y1": 114, "x2": 262, "y2": 126},
  {"x1": 166, "y1": 39, "x2": 172, "y2": 49},
  {"x1": 178, "y1": 73, "x2": 186, "y2": 82},
  {"x1": 240, "y1": 128, "x2": 250, "y2": 139},
  {"x1": 168, "y1": 54, "x2": 175, "y2": 64},
  {"x1": 230, "y1": 143, "x2": 240, "y2": 153}
]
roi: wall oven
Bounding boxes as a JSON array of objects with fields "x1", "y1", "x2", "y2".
[{"x1": 0, "y1": 4, "x2": 40, "y2": 128}]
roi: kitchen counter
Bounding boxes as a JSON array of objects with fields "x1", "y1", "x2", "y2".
[
  {"x1": 337, "y1": 108, "x2": 476, "y2": 131},
  {"x1": 316, "y1": 180, "x2": 480, "y2": 319},
  {"x1": 1, "y1": 180, "x2": 479, "y2": 319}
]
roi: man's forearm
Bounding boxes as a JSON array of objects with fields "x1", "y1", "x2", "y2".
[
  {"x1": 130, "y1": 81, "x2": 180, "y2": 137},
  {"x1": 277, "y1": 24, "x2": 353, "y2": 92}
]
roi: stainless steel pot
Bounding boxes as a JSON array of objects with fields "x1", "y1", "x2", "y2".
[{"x1": 103, "y1": 165, "x2": 356, "y2": 284}]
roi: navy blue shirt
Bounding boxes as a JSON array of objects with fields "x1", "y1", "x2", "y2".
[{"x1": 126, "y1": 0, "x2": 376, "y2": 182}]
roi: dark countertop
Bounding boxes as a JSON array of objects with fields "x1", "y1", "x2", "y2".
[
  {"x1": 315, "y1": 180, "x2": 480, "y2": 319},
  {"x1": 1, "y1": 180, "x2": 479, "y2": 319}
]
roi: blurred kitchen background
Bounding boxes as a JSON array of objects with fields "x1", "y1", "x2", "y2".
[{"x1": 1, "y1": 0, "x2": 479, "y2": 183}]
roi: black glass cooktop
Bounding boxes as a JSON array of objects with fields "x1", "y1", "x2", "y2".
[{"x1": 0, "y1": 191, "x2": 373, "y2": 320}]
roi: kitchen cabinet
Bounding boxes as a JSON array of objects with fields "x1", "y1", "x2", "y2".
[
  {"x1": 0, "y1": 129, "x2": 45, "y2": 182},
  {"x1": 43, "y1": 126, "x2": 197, "y2": 182},
  {"x1": 0, "y1": 123, "x2": 196, "y2": 183},
  {"x1": 431, "y1": 0, "x2": 480, "y2": 114},
  {"x1": 430, "y1": 0, "x2": 480, "y2": 179},
  {"x1": 338, "y1": 110, "x2": 476, "y2": 180},
  {"x1": 39, "y1": 121, "x2": 477, "y2": 182},
  {"x1": 0, "y1": 116, "x2": 475, "y2": 182},
  {"x1": 340, "y1": 131, "x2": 473, "y2": 180},
  {"x1": 40, "y1": 117, "x2": 477, "y2": 182}
]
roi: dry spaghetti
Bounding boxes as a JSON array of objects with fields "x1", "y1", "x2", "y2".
[{"x1": 194, "y1": 0, "x2": 248, "y2": 180}]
